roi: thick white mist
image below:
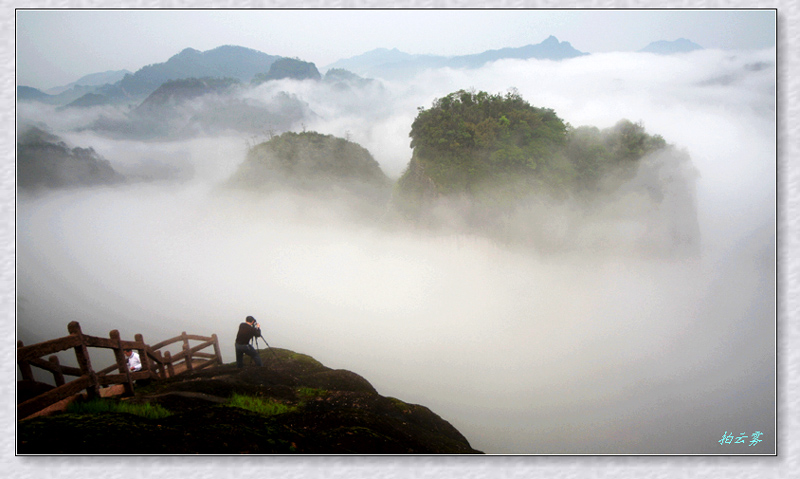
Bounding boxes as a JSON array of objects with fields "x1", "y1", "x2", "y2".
[{"x1": 16, "y1": 47, "x2": 775, "y2": 454}]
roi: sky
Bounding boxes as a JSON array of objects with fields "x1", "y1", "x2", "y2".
[{"x1": 15, "y1": 8, "x2": 776, "y2": 90}]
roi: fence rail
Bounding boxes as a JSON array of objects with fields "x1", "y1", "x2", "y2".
[{"x1": 17, "y1": 321, "x2": 222, "y2": 420}]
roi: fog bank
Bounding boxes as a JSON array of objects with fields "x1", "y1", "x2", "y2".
[{"x1": 16, "y1": 47, "x2": 775, "y2": 453}]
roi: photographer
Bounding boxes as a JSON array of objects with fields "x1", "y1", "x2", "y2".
[{"x1": 234, "y1": 315, "x2": 263, "y2": 368}]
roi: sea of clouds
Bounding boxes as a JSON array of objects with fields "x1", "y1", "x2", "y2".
[{"x1": 16, "y1": 47, "x2": 775, "y2": 453}]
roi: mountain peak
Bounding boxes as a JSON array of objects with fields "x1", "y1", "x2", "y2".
[
  {"x1": 327, "y1": 36, "x2": 585, "y2": 79},
  {"x1": 164, "y1": 48, "x2": 203, "y2": 64}
]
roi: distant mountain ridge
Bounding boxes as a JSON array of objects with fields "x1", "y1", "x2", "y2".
[
  {"x1": 639, "y1": 38, "x2": 703, "y2": 54},
  {"x1": 19, "y1": 45, "x2": 283, "y2": 107},
  {"x1": 252, "y1": 58, "x2": 322, "y2": 84},
  {"x1": 18, "y1": 37, "x2": 704, "y2": 109},
  {"x1": 446, "y1": 35, "x2": 589, "y2": 67},
  {"x1": 133, "y1": 77, "x2": 241, "y2": 115},
  {"x1": 46, "y1": 70, "x2": 132, "y2": 95},
  {"x1": 17, "y1": 86, "x2": 52, "y2": 102},
  {"x1": 325, "y1": 36, "x2": 587, "y2": 79},
  {"x1": 327, "y1": 47, "x2": 439, "y2": 71},
  {"x1": 105, "y1": 45, "x2": 282, "y2": 98},
  {"x1": 17, "y1": 84, "x2": 98, "y2": 105}
]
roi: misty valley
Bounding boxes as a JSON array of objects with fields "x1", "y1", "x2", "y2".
[
  {"x1": 18, "y1": 60, "x2": 701, "y2": 255},
  {"x1": 16, "y1": 42, "x2": 775, "y2": 454}
]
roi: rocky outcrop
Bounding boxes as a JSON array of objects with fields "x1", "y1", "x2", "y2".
[{"x1": 17, "y1": 348, "x2": 482, "y2": 454}]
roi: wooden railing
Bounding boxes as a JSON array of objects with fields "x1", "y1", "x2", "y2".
[
  {"x1": 148, "y1": 331, "x2": 224, "y2": 377},
  {"x1": 17, "y1": 321, "x2": 223, "y2": 420}
]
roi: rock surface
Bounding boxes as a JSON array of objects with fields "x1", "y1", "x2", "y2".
[{"x1": 17, "y1": 348, "x2": 482, "y2": 454}]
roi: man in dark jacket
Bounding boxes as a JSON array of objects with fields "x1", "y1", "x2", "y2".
[{"x1": 235, "y1": 315, "x2": 263, "y2": 368}]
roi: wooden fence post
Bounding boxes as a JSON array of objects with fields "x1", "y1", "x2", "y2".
[
  {"x1": 182, "y1": 332, "x2": 193, "y2": 372},
  {"x1": 17, "y1": 340, "x2": 34, "y2": 382},
  {"x1": 152, "y1": 350, "x2": 167, "y2": 380},
  {"x1": 48, "y1": 355, "x2": 65, "y2": 386},
  {"x1": 68, "y1": 321, "x2": 99, "y2": 400},
  {"x1": 211, "y1": 334, "x2": 222, "y2": 365},
  {"x1": 164, "y1": 351, "x2": 175, "y2": 377},
  {"x1": 110, "y1": 329, "x2": 134, "y2": 396}
]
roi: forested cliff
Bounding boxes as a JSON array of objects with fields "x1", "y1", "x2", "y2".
[{"x1": 393, "y1": 89, "x2": 699, "y2": 252}]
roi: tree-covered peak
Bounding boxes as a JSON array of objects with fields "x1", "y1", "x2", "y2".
[
  {"x1": 395, "y1": 89, "x2": 699, "y2": 253},
  {"x1": 406, "y1": 89, "x2": 569, "y2": 196},
  {"x1": 227, "y1": 131, "x2": 390, "y2": 199}
]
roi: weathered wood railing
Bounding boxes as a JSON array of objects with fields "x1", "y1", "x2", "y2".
[
  {"x1": 148, "y1": 331, "x2": 224, "y2": 377},
  {"x1": 17, "y1": 321, "x2": 223, "y2": 420}
]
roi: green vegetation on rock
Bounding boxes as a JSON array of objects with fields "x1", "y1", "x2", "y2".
[
  {"x1": 228, "y1": 393, "x2": 297, "y2": 416},
  {"x1": 399, "y1": 89, "x2": 671, "y2": 204},
  {"x1": 394, "y1": 88, "x2": 699, "y2": 252},
  {"x1": 228, "y1": 131, "x2": 390, "y2": 196},
  {"x1": 404, "y1": 89, "x2": 568, "y2": 198},
  {"x1": 66, "y1": 397, "x2": 172, "y2": 419},
  {"x1": 297, "y1": 387, "x2": 329, "y2": 398}
]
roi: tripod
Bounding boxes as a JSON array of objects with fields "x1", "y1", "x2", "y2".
[{"x1": 252, "y1": 334, "x2": 281, "y2": 363}]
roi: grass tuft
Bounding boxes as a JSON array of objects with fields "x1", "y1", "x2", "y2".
[
  {"x1": 66, "y1": 398, "x2": 172, "y2": 419},
  {"x1": 228, "y1": 394, "x2": 296, "y2": 416},
  {"x1": 297, "y1": 387, "x2": 328, "y2": 398}
]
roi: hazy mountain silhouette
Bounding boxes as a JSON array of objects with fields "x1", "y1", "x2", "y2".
[
  {"x1": 639, "y1": 38, "x2": 703, "y2": 54},
  {"x1": 19, "y1": 38, "x2": 586, "y2": 106},
  {"x1": 133, "y1": 77, "x2": 242, "y2": 115},
  {"x1": 45, "y1": 70, "x2": 132, "y2": 95},
  {"x1": 102, "y1": 45, "x2": 282, "y2": 100},
  {"x1": 446, "y1": 36, "x2": 588, "y2": 67},
  {"x1": 252, "y1": 57, "x2": 322, "y2": 84},
  {"x1": 19, "y1": 45, "x2": 283, "y2": 106},
  {"x1": 325, "y1": 36, "x2": 587, "y2": 79},
  {"x1": 88, "y1": 76, "x2": 314, "y2": 140},
  {"x1": 17, "y1": 86, "x2": 52, "y2": 103},
  {"x1": 18, "y1": 84, "x2": 98, "y2": 106},
  {"x1": 17, "y1": 125, "x2": 124, "y2": 190},
  {"x1": 323, "y1": 68, "x2": 377, "y2": 91},
  {"x1": 57, "y1": 92, "x2": 111, "y2": 110},
  {"x1": 325, "y1": 48, "x2": 441, "y2": 75}
]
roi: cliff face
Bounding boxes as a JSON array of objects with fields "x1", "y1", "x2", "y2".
[{"x1": 17, "y1": 348, "x2": 482, "y2": 454}]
